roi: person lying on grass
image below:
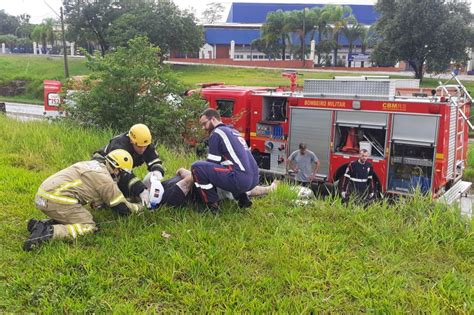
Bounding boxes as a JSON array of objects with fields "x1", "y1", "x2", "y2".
[{"x1": 24, "y1": 161, "x2": 278, "y2": 251}]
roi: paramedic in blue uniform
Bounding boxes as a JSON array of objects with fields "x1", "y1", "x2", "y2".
[
  {"x1": 191, "y1": 108, "x2": 259, "y2": 213},
  {"x1": 341, "y1": 148, "x2": 375, "y2": 203}
]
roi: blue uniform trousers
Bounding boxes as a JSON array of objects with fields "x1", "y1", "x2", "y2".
[{"x1": 191, "y1": 161, "x2": 258, "y2": 204}]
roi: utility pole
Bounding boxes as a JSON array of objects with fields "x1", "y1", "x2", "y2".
[
  {"x1": 44, "y1": 1, "x2": 69, "y2": 78},
  {"x1": 60, "y1": 6, "x2": 69, "y2": 78}
]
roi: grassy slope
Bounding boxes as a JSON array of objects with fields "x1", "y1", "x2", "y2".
[
  {"x1": 0, "y1": 116, "x2": 472, "y2": 312},
  {"x1": 2, "y1": 55, "x2": 474, "y2": 103},
  {"x1": 0, "y1": 55, "x2": 89, "y2": 104},
  {"x1": 173, "y1": 64, "x2": 474, "y2": 95}
]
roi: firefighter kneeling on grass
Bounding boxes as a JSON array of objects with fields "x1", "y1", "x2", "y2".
[
  {"x1": 93, "y1": 123, "x2": 165, "y2": 207},
  {"x1": 340, "y1": 148, "x2": 375, "y2": 204},
  {"x1": 23, "y1": 149, "x2": 143, "y2": 251}
]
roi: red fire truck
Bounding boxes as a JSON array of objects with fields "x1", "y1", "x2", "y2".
[{"x1": 201, "y1": 74, "x2": 473, "y2": 208}]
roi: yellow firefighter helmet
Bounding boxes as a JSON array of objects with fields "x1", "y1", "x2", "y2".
[
  {"x1": 106, "y1": 149, "x2": 133, "y2": 172},
  {"x1": 128, "y1": 124, "x2": 152, "y2": 147}
]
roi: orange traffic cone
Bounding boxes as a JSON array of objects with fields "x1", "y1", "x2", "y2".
[{"x1": 342, "y1": 128, "x2": 359, "y2": 154}]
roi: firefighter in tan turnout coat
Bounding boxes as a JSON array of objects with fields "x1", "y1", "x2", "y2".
[{"x1": 23, "y1": 149, "x2": 143, "y2": 251}]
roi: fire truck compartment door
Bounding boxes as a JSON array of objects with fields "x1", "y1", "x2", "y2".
[
  {"x1": 336, "y1": 111, "x2": 388, "y2": 128},
  {"x1": 391, "y1": 114, "x2": 438, "y2": 144},
  {"x1": 289, "y1": 108, "x2": 331, "y2": 176}
]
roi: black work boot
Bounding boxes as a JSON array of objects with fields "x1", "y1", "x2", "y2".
[
  {"x1": 23, "y1": 222, "x2": 54, "y2": 251},
  {"x1": 27, "y1": 219, "x2": 59, "y2": 232},
  {"x1": 237, "y1": 193, "x2": 252, "y2": 209},
  {"x1": 26, "y1": 219, "x2": 40, "y2": 232}
]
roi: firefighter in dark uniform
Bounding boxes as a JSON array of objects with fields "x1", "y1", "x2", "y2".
[
  {"x1": 341, "y1": 148, "x2": 375, "y2": 203},
  {"x1": 24, "y1": 149, "x2": 143, "y2": 251},
  {"x1": 191, "y1": 108, "x2": 259, "y2": 213},
  {"x1": 93, "y1": 124, "x2": 165, "y2": 207}
]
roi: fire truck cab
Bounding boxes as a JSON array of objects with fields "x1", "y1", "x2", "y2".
[{"x1": 202, "y1": 74, "x2": 473, "y2": 210}]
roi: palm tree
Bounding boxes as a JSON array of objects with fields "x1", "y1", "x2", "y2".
[
  {"x1": 322, "y1": 4, "x2": 354, "y2": 66},
  {"x1": 342, "y1": 21, "x2": 363, "y2": 67},
  {"x1": 311, "y1": 6, "x2": 330, "y2": 65},
  {"x1": 31, "y1": 24, "x2": 47, "y2": 53},
  {"x1": 285, "y1": 8, "x2": 319, "y2": 61},
  {"x1": 261, "y1": 10, "x2": 289, "y2": 60},
  {"x1": 43, "y1": 18, "x2": 56, "y2": 50},
  {"x1": 0, "y1": 34, "x2": 18, "y2": 50},
  {"x1": 358, "y1": 25, "x2": 377, "y2": 67}
]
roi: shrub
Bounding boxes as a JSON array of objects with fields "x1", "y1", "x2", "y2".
[{"x1": 66, "y1": 36, "x2": 207, "y2": 147}]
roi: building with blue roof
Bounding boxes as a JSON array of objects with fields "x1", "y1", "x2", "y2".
[
  {"x1": 198, "y1": 2, "x2": 379, "y2": 67},
  {"x1": 226, "y1": 3, "x2": 377, "y2": 24}
]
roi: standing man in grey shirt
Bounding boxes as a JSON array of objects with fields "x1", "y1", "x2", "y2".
[{"x1": 287, "y1": 143, "x2": 320, "y2": 186}]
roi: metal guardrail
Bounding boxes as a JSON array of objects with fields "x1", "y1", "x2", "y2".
[{"x1": 2, "y1": 102, "x2": 45, "y2": 120}]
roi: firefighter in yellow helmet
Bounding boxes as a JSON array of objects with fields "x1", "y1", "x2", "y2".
[
  {"x1": 93, "y1": 124, "x2": 165, "y2": 207},
  {"x1": 23, "y1": 149, "x2": 144, "y2": 251}
]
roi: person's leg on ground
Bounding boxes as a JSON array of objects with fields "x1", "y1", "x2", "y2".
[
  {"x1": 191, "y1": 161, "x2": 222, "y2": 213},
  {"x1": 176, "y1": 167, "x2": 192, "y2": 178},
  {"x1": 248, "y1": 179, "x2": 279, "y2": 197},
  {"x1": 191, "y1": 161, "x2": 257, "y2": 211},
  {"x1": 175, "y1": 173, "x2": 193, "y2": 195},
  {"x1": 24, "y1": 198, "x2": 97, "y2": 251}
]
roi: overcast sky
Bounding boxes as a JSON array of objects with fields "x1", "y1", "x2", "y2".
[{"x1": 0, "y1": 0, "x2": 472, "y2": 24}]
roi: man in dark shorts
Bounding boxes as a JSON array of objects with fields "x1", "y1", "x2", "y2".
[{"x1": 143, "y1": 168, "x2": 195, "y2": 208}]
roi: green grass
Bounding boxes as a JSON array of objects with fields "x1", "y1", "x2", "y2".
[
  {"x1": 464, "y1": 145, "x2": 474, "y2": 182},
  {"x1": 0, "y1": 116, "x2": 473, "y2": 312},
  {"x1": 2, "y1": 55, "x2": 474, "y2": 104},
  {"x1": 0, "y1": 55, "x2": 89, "y2": 102},
  {"x1": 0, "y1": 55, "x2": 89, "y2": 82},
  {"x1": 173, "y1": 64, "x2": 345, "y2": 87}
]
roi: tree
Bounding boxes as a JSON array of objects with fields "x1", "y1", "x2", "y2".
[
  {"x1": 63, "y1": 0, "x2": 126, "y2": 56},
  {"x1": 374, "y1": 0, "x2": 472, "y2": 81},
  {"x1": 261, "y1": 10, "x2": 289, "y2": 60},
  {"x1": 31, "y1": 24, "x2": 48, "y2": 51},
  {"x1": 30, "y1": 19, "x2": 57, "y2": 52},
  {"x1": 106, "y1": 1, "x2": 203, "y2": 58},
  {"x1": 64, "y1": 0, "x2": 202, "y2": 57},
  {"x1": 43, "y1": 18, "x2": 56, "y2": 50},
  {"x1": 358, "y1": 25, "x2": 377, "y2": 67},
  {"x1": 15, "y1": 14, "x2": 33, "y2": 39},
  {"x1": 322, "y1": 4, "x2": 354, "y2": 66},
  {"x1": 310, "y1": 6, "x2": 330, "y2": 65},
  {"x1": 0, "y1": 34, "x2": 18, "y2": 50},
  {"x1": 315, "y1": 39, "x2": 335, "y2": 66},
  {"x1": 66, "y1": 36, "x2": 207, "y2": 145},
  {"x1": 251, "y1": 38, "x2": 282, "y2": 60},
  {"x1": 0, "y1": 10, "x2": 20, "y2": 35},
  {"x1": 285, "y1": 9, "x2": 319, "y2": 61},
  {"x1": 201, "y1": 2, "x2": 225, "y2": 23},
  {"x1": 342, "y1": 22, "x2": 364, "y2": 67}
]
